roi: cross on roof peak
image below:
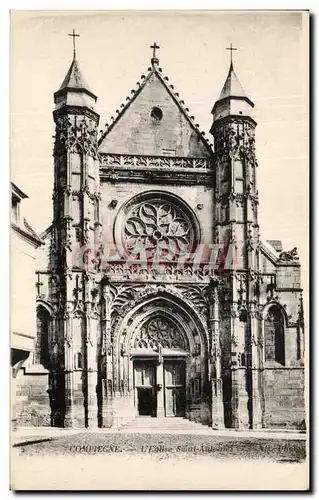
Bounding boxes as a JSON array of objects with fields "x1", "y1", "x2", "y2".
[
  {"x1": 150, "y1": 42, "x2": 160, "y2": 59},
  {"x1": 68, "y1": 29, "x2": 80, "y2": 58}
]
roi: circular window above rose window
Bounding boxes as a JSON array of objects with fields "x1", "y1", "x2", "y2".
[{"x1": 114, "y1": 191, "x2": 200, "y2": 260}]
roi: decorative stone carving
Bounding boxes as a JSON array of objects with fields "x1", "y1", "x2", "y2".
[
  {"x1": 105, "y1": 262, "x2": 214, "y2": 282},
  {"x1": 63, "y1": 218, "x2": 73, "y2": 252},
  {"x1": 214, "y1": 119, "x2": 257, "y2": 166},
  {"x1": 174, "y1": 284, "x2": 209, "y2": 318},
  {"x1": 72, "y1": 274, "x2": 84, "y2": 316},
  {"x1": 54, "y1": 116, "x2": 99, "y2": 159},
  {"x1": 100, "y1": 153, "x2": 210, "y2": 170},
  {"x1": 278, "y1": 247, "x2": 299, "y2": 262},
  {"x1": 134, "y1": 317, "x2": 186, "y2": 350},
  {"x1": 124, "y1": 201, "x2": 193, "y2": 257}
]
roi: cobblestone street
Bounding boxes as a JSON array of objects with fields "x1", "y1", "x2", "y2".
[{"x1": 12, "y1": 430, "x2": 306, "y2": 462}]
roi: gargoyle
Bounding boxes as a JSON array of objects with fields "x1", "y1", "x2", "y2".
[{"x1": 279, "y1": 247, "x2": 299, "y2": 261}]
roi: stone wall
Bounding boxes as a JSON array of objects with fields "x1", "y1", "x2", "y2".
[
  {"x1": 14, "y1": 369, "x2": 50, "y2": 427},
  {"x1": 263, "y1": 368, "x2": 304, "y2": 429}
]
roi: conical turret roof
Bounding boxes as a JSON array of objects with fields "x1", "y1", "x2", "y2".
[
  {"x1": 58, "y1": 56, "x2": 94, "y2": 96},
  {"x1": 212, "y1": 61, "x2": 254, "y2": 115},
  {"x1": 218, "y1": 62, "x2": 248, "y2": 101}
]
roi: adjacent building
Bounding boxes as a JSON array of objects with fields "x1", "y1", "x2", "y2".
[{"x1": 11, "y1": 182, "x2": 44, "y2": 427}]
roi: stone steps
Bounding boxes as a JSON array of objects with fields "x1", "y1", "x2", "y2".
[{"x1": 120, "y1": 416, "x2": 208, "y2": 432}]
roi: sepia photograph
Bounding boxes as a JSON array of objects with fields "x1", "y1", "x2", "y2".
[{"x1": 10, "y1": 9, "x2": 309, "y2": 490}]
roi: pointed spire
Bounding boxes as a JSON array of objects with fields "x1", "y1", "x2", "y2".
[
  {"x1": 217, "y1": 62, "x2": 249, "y2": 102},
  {"x1": 58, "y1": 56, "x2": 93, "y2": 94},
  {"x1": 54, "y1": 30, "x2": 98, "y2": 115},
  {"x1": 57, "y1": 29, "x2": 94, "y2": 93},
  {"x1": 212, "y1": 46, "x2": 254, "y2": 119}
]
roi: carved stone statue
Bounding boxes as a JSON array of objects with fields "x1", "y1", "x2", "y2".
[{"x1": 279, "y1": 247, "x2": 299, "y2": 262}]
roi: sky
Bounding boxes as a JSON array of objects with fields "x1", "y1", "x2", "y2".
[{"x1": 10, "y1": 10, "x2": 308, "y2": 289}]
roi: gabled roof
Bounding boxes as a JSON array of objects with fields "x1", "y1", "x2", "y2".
[
  {"x1": 98, "y1": 61, "x2": 214, "y2": 153},
  {"x1": 11, "y1": 182, "x2": 28, "y2": 201}
]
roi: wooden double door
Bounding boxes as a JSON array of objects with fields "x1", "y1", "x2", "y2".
[{"x1": 134, "y1": 359, "x2": 186, "y2": 417}]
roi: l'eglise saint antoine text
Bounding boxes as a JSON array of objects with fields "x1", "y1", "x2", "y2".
[{"x1": 140, "y1": 445, "x2": 224, "y2": 453}]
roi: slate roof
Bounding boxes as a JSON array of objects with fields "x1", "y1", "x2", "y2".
[
  {"x1": 214, "y1": 61, "x2": 254, "y2": 110},
  {"x1": 57, "y1": 56, "x2": 95, "y2": 97}
]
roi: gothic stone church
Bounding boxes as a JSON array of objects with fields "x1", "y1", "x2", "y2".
[{"x1": 15, "y1": 42, "x2": 305, "y2": 430}]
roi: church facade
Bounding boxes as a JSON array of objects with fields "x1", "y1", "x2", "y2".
[{"x1": 14, "y1": 42, "x2": 305, "y2": 430}]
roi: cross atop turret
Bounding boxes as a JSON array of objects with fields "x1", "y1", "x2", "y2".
[
  {"x1": 68, "y1": 29, "x2": 80, "y2": 58},
  {"x1": 226, "y1": 43, "x2": 237, "y2": 67}
]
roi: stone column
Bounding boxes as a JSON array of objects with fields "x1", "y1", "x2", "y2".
[
  {"x1": 210, "y1": 286, "x2": 224, "y2": 429},
  {"x1": 156, "y1": 349, "x2": 165, "y2": 417},
  {"x1": 64, "y1": 297, "x2": 76, "y2": 428},
  {"x1": 101, "y1": 345, "x2": 113, "y2": 427},
  {"x1": 250, "y1": 306, "x2": 262, "y2": 429},
  {"x1": 85, "y1": 278, "x2": 98, "y2": 428},
  {"x1": 230, "y1": 300, "x2": 249, "y2": 429},
  {"x1": 101, "y1": 282, "x2": 114, "y2": 427}
]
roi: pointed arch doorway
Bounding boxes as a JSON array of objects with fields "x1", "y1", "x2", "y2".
[{"x1": 131, "y1": 315, "x2": 188, "y2": 418}]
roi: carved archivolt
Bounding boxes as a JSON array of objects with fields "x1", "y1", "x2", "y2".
[
  {"x1": 109, "y1": 283, "x2": 209, "y2": 351},
  {"x1": 110, "y1": 283, "x2": 209, "y2": 330}
]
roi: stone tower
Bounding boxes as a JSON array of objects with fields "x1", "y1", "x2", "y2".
[
  {"x1": 50, "y1": 46, "x2": 102, "y2": 427},
  {"x1": 211, "y1": 58, "x2": 262, "y2": 428}
]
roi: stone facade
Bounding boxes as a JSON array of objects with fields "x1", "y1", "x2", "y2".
[{"x1": 14, "y1": 48, "x2": 305, "y2": 430}]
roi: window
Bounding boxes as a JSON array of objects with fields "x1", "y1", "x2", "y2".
[
  {"x1": 76, "y1": 352, "x2": 83, "y2": 369},
  {"x1": 264, "y1": 306, "x2": 285, "y2": 365},
  {"x1": 35, "y1": 306, "x2": 50, "y2": 366},
  {"x1": 150, "y1": 106, "x2": 163, "y2": 121},
  {"x1": 120, "y1": 193, "x2": 200, "y2": 260}
]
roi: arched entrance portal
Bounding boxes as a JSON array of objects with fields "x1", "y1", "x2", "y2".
[
  {"x1": 132, "y1": 315, "x2": 188, "y2": 418},
  {"x1": 114, "y1": 294, "x2": 208, "y2": 424}
]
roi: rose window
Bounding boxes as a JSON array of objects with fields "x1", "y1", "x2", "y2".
[{"x1": 123, "y1": 200, "x2": 196, "y2": 258}]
